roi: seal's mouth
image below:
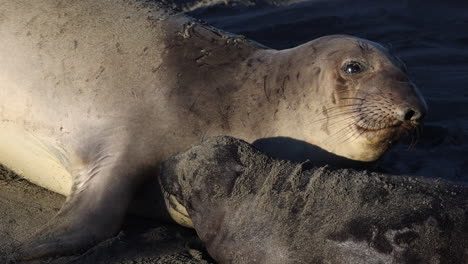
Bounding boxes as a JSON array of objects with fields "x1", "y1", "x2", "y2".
[
  {"x1": 354, "y1": 119, "x2": 419, "y2": 132},
  {"x1": 354, "y1": 118, "x2": 421, "y2": 146},
  {"x1": 322, "y1": 91, "x2": 425, "y2": 152}
]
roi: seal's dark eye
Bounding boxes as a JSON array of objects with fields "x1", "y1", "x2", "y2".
[{"x1": 342, "y1": 61, "x2": 366, "y2": 75}]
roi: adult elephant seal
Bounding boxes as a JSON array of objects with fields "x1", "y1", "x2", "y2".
[
  {"x1": 0, "y1": 0, "x2": 426, "y2": 260},
  {"x1": 160, "y1": 136, "x2": 468, "y2": 264}
]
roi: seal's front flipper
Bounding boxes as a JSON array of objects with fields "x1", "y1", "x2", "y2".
[{"x1": 14, "y1": 153, "x2": 140, "y2": 260}]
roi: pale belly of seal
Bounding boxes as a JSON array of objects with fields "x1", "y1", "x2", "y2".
[
  {"x1": 0, "y1": 118, "x2": 195, "y2": 227},
  {"x1": 0, "y1": 122, "x2": 73, "y2": 196}
]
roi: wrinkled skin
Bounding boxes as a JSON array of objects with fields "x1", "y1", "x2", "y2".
[{"x1": 0, "y1": 0, "x2": 425, "y2": 260}]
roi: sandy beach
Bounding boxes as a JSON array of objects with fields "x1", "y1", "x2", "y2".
[{"x1": 0, "y1": 165, "x2": 215, "y2": 264}]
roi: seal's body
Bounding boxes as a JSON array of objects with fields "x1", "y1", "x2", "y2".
[
  {"x1": 0, "y1": 0, "x2": 426, "y2": 259},
  {"x1": 161, "y1": 137, "x2": 468, "y2": 264}
]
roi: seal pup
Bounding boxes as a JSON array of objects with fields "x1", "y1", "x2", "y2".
[
  {"x1": 160, "y1": 136, "x2": 468, "y2": 264},
  {"x1": 0, "y1": 0, "x2": 426, "y2": 259}
]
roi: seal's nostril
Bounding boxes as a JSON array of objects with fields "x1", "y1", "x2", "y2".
[
  {"x1": 403, "y1": 109, "x2": 424, "y2": 121},
  {"x1": 404, "y1": 110, "x2": 416, "y2": 121}
]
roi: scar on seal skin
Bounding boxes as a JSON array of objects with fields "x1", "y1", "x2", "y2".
[{"x1": 1, "y1": 0, "x2": 426, "y2": 260}]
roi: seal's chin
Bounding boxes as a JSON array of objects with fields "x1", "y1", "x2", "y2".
[
  {"x1": 322, "y1": 117, "x2": 421, "y2": 162},
  {"x1": 355, "y1": 119, "x2": 418, "y2": 150}
]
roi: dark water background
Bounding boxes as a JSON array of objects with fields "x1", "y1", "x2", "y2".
[{"x1": 175, "y1": 0, "x2": 468, "y2": 185}]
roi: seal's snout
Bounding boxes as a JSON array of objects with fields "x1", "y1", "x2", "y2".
[
  {"x1": 397, "y1": 106, "x2": 425, "y2": 122},
  {"x1": 397, "y1": 83, "x2": 427, "y2": 124}
]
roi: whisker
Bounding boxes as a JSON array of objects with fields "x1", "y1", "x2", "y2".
[
  {"x1": 327, "y1": 109, "x2": 361, "y2": 118},
  {"x1": 335, "y1": 89, "x2": 375, "y2": 97},
  {"x1": 345, "y1": 127, "x2": 368, "y2": 144},
  {"x1": 407, "y1": 129, "x2": 415, "y2": 150},
  {"x1": 374, "y1": 115, "x2": 387, "y2": 130},
  {"x1": 310, "y1": 110, "x2": 361, "y2": 124},
  {"x1": 335, "y1": 126, "x2": 361, "y2": 145},
  {"x1": 369, "y1": 113, "x2": 382, "y2": 130},
  {"x1": 331, "y1": 128, "x2": 355, "y2": 146},
  {"x1": 326, "y1": 115, "x2": 360, "y2": 129},
  {"x1": 326, "y1": 104, "x2": 362, "y2": 111},
  {"x1": 411, "y1": 134, "x2": 417, "y2": 149},
  {"x1": 325, "y1": 119, "x2": 361, "y2": 145},
  {"x1": 338, "y1": 97, "x2": 365, "y2": 101},
  {"x1": 332, "y1": 105, "x2": 378, "y2": 118},
  {"x1": 357, "y1": 116, "x2": 374, "y2": 130},
  {"x1": 413, "y1": 125, "x2": 421, "y2": 148}
]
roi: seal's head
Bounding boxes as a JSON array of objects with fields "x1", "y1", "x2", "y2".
[{"x1": 272, "y1": 35, "x2": 427, "y2": 162}]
